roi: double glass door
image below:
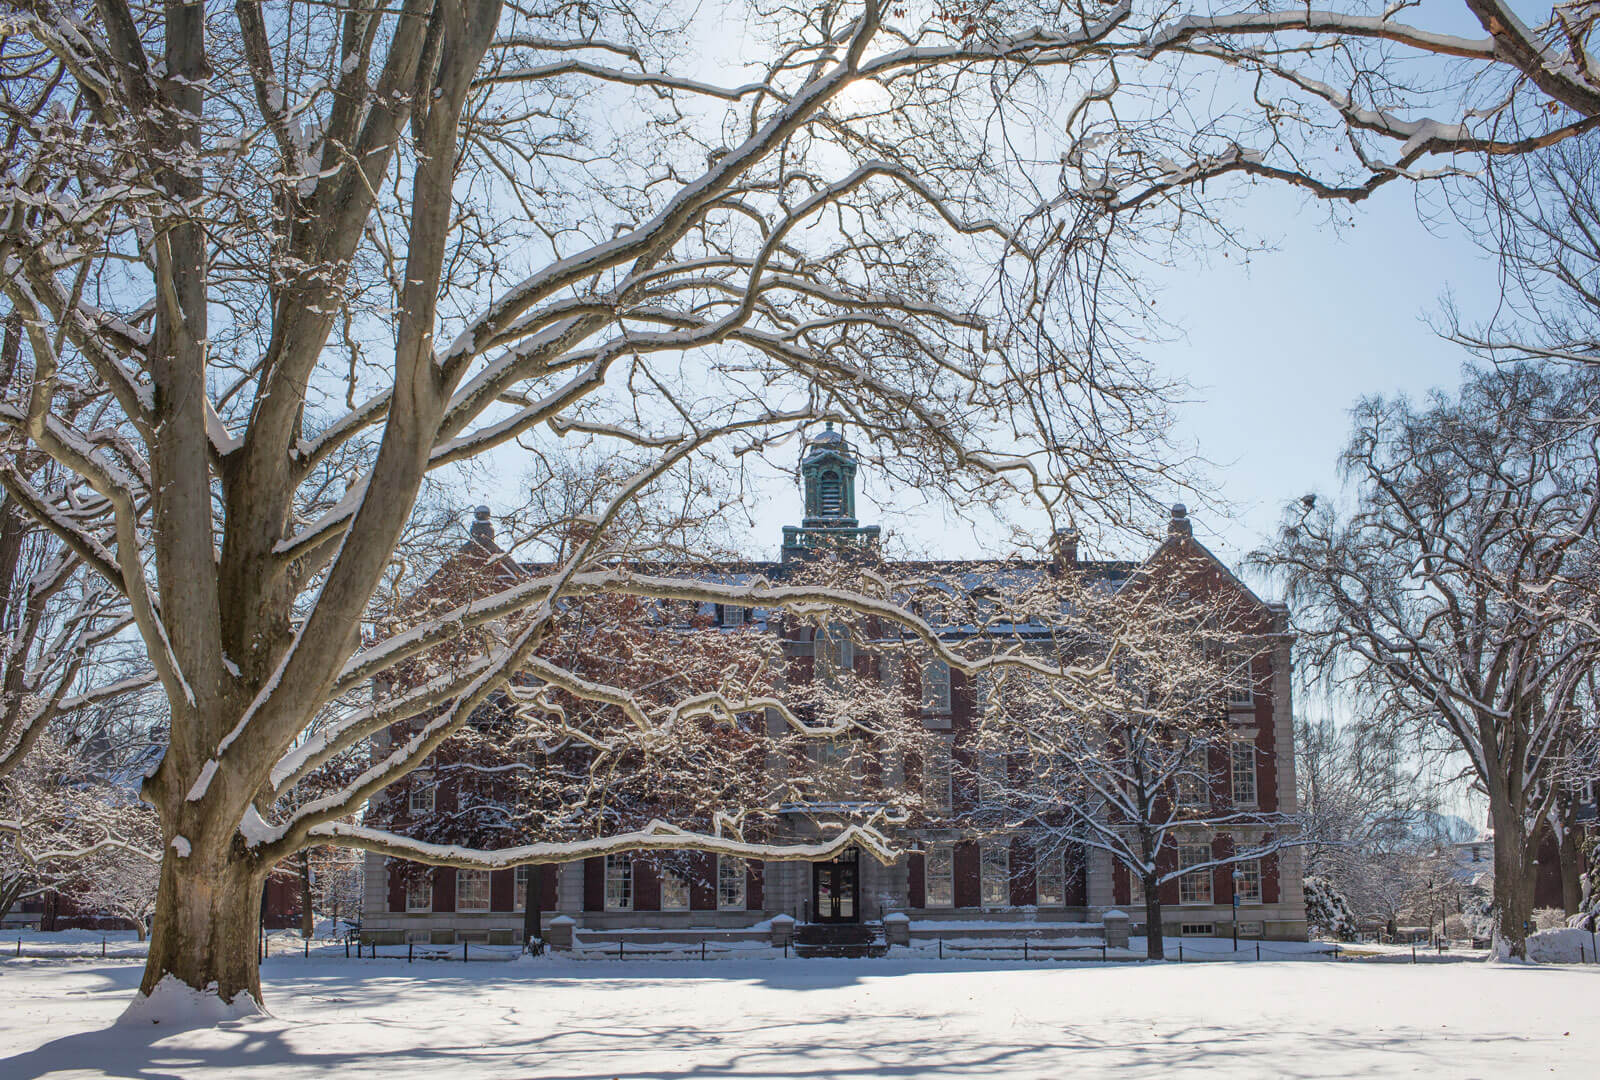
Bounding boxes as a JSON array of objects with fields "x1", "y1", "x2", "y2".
[{"x1": 812, "y1": 850, "x2": 859, "y2": 923}]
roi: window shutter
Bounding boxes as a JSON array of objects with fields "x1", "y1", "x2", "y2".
[
  {"x1": 1065, "y1": 845, "x2": 1088, "y2": 907},
  {"x1": 1157, "y1": 846, "x2": 1180, "y2": 906},
  {"x1": 746, "y1": 861, "x2": 764, "y2": 911},
  {"x1": 634, "y1": 859, "x2": 661, "y2": 911},
  {"x1": 433, "y1": 867, "x2": 457, "y2": 913},
  {"x1": 490, "y1": 869, "x2": 516, "y2": 912},
  {"x1": 539, "y1": 864, "x2": 559, "y2": 911},
  {"x1": 953, "y1": 841, "x2": 981, "y2": 908},
  {"x1": 583, "y1": 857, "x2": 604, "y2": 911},
  {"x1": 1010, "y1": 837, "x2": 1036, "y2": 907},
  {"x1": 1212, "y1": 835, "x2": 1235, "y2": 905},
  {"x1": 909, "y1": 852, "x2": 926, "y2": 908},
  {"x1": 387, "y1": 860, "x2": 407, "y2": 913},
  {"x1": 688, "y1": 851, "x2": 717, "y2": 910}
]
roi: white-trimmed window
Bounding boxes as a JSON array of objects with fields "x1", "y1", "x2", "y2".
[
  {"x1": 408, "y1": 776, "x2": 436, "y2": 814},
  {"x1": 1176, "y1": 752, "x2": 1209, "y2": 807},
  {"x1": 1235, "y1": 859, "x2": 1262, "y2": 904},
  {"x1": 977, "y1": 751, "x2": 1008, "y2": 802},
  {"x1": 605, "y1": 854, "x2": 633, "y2": 911},
  {"x1": 661, "y1": 866, "x2": 690, "y2": 911},
  {"x1": 816, "y1": 624, "x2": 854, "y2": 682},
  {"x1": 514, "y1": 865, "x2": 529, "y2": 912},
  {"x1": 720, "y1": 604, "x2": 746, "y2": 627},
  {"x1": 718, "y1": 856, "x2": 746, "y2": 909},
  {"x1": 1179, "y1": 843, "x2": 1213, "y2": 905},
  {"x1": 923, "y1": 742, "x2": 953, "y2": 815},
  {"x1": 1231, "y1": 741, "x2": 1258, "y2": 806},
  {"x1": 981, "y1": 843, "x2": 1010, "y2": 908},
  {"x1": 457, "y1": 869, "x2": 490, "y2": 913},
  {"x1": 921, "y1": 660, "x2": 952, "y2": 715},
  {"x1": 1227, "y1": 656, "x2": 1255, "y2": 708},
  {"x1": 924, "y1": 845, "x2": 954, "y2": 908},
  {"x1": 1035, "y1": 852, "x2": 1065, "y2": 907},
  {"x1": 405, "y1": 874, "x2": 431, "y2": 913}
]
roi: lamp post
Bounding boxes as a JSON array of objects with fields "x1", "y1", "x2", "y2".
[{"x1": 1232, "y1": 868, "x2": 1244, "y2": 951}]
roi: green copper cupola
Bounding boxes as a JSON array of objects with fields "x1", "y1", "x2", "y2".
[
  {"x1": 801, "y1": 422, "x2": 859, "y2": 526},
  {"x1": 782, "y1": 423, "x2": 880, "y2": 561}
]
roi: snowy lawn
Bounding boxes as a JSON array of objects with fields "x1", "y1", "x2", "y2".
[{"x1": 2, "y1": 954, "x2": 1595, "y2": 1078}]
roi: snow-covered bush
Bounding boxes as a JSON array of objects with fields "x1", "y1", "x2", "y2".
[
  {"x1": 1533, "y1": 907, "x2": 1567, "y2": 931},
  {"x1": 1305, "y1": 875, "x2": 1358, "y2": 940}
]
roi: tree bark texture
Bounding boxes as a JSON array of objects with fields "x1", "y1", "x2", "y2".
[{"x1": 138, "y1": 846, "x2": 264, "y2": 1009}]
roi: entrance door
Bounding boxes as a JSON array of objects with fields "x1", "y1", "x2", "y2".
[{"x1": 811, "y1": 848, "x2": 860, "y2": 923}]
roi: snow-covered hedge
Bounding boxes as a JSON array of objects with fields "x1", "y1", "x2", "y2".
[{"x1": 1527, "y1": 927, "x2": 1599, "y2": 964}]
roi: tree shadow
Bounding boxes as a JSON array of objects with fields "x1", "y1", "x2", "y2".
[
  {"x1": 3, "y1": 1007, "x2": 1555, "y2": 1080},
  {"x1": 8, "y1": 958, "x2": 1594, "y2": 1078}
]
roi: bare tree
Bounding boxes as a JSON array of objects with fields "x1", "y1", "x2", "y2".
[
  {"x1": 11, "y1": 0, "x2": 1592, "y2": 1016},
  {"x1": 0, "y1": 731, "x2": 160, "y2": 931},
  {"x1": 1256, "y1": 364, "x2": 1600, "y2": 958},
  {"x1": 946, "y1": 542, "x2": 1305, "y2": 960},
  {"x1": 1295, "y1": 714, "x2": 1447, "y2": 916},
  {"x1": 0, "y1": 0, "x2": 1250, "y2": 1011}
]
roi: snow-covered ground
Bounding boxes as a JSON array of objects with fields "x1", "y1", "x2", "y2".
[
  {"x1": 2, "y1": 954, "x2": 1595, "y2": 1078},
  {"x1": 0, "y1": 929, "x2": 149, "y2": 960}
]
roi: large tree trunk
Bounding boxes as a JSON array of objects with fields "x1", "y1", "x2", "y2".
[
  {"x1": 1557, "y1": 821, "x2": 1584, "y2": 916},
  {"x1": 134, "y1": 846, "x2": 264, "y2": 1012},
  {"x1": 523, "y1": 866, "x2": 542, "y2": 946},
  {"x1": 1143, "y1": 884, "x2": 1164, "y2": 961},
  {"x1": 0, "y1": 875, "x2": 23, "y2": 924},
  {"x1": 1489, "y1": 807, "x2": 1537, "y2": 960}
]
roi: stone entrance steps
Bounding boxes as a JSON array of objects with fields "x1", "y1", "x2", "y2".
[{"x1": 793, "y1": 922, "x2": 888, "y2": 958}]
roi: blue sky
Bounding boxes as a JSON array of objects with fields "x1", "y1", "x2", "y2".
[{"x1": 734, "y1": 175, "x2": 1504, "y2": 595}]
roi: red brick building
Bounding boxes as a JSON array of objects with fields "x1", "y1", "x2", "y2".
[{"x1": 361, "y1": 430, "x2": 1306, "y2": 948}]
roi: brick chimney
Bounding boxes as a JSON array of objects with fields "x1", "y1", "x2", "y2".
[{"x1": 1168, "y1": 503, "x2": 1192, "y2": 538}]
